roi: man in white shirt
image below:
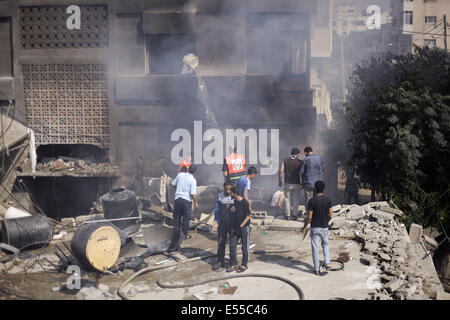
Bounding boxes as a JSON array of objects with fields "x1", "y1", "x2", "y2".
[
  {"x1": 167, "y1": 164, "x2": 199, "y2": 253},
  {"x1": 270, "y1": 189, "x2": 285, "y2": 209}
]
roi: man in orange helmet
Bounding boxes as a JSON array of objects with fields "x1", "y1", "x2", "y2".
[{"x1": 179, "y1": 154, "x2": 192, "y2": 173}]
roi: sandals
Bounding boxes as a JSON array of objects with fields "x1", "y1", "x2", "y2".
[
  {"x1": 237, "y1": 265, "x2": 248, "y2": 273},
  {"x1": 227, "y1": 265, "x2": 238, "y2": 273}
]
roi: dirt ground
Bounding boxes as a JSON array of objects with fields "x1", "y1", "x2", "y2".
[{"x1": 0, "y1": 214, "x2": 379, "y2": 300}]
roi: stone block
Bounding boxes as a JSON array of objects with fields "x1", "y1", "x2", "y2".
[
  {"x1": 347, "y1": 206, "x2": 365, "y2": 221},
  {"x1": 385, "y1": 279, "x2": 404, "y2": 293},
  {"x1": 379, "y1": 205, "x2": 403, "y2": 216},
  {"x1": 409, "y1": 224, "x2": 423, "y2": 244}
]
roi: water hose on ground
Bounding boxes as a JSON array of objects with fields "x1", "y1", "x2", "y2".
[
  {"x1": 157, "y1": 273, "x2": 304, "y2": 300},
  {"x1": 117, "y1": 243, "x2": 316, "y2": 300}
]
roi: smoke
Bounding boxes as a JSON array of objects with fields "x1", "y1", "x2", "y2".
[{"x1": 116, "y1": 0, "x2": 319, "y2": 192}]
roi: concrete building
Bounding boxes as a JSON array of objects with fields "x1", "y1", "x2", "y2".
[
  {"x1": 333, "y1": 1, "x2": 390, "y2": 36},
  {"x1": 391, "y1": 0, "x2": 450, "y2": 53},
  {"x1": 0, "y1": 0, "x2": 325, "y2": 216}
]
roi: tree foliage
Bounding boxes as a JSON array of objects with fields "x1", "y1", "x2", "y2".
[{"x1": 332, "y1": 47, "x2": 450, "y2": 232}]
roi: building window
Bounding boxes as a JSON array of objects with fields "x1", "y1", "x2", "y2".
[
  {"x1": 425, "y1": 16, "x2": 437, "y2": 24},
  {"x1": 424, "y1": 39, "x2": 436, "y2": 47},
  {"x1": 146, "y1": 34, "x2": 196, "y2": 75},
  {"x1": 404, "y1": 11, "x2": 413, "y2": 25}
]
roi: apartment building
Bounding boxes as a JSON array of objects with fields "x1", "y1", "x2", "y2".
[{"x1": 391, "y1": 0, "x2": 450, "y2": 53}]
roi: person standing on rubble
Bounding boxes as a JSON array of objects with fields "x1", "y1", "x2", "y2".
[
  {"x1": 167, "y1": 164, "x2": 199, "y2": 254},
  {"x1": 301, "y1": 180, "x2": 332, "y2": 275},
  {"x1": 227, "y1": 185, "x2": 251, "y2": 273},
  {"x1": 300, "y1": 146, "x2": 325, "y2": 209},
  {"x1": 279, "y1": 148, "x2": 302, "y2": 220},
  {"x1": 212, "y1": 181, "x2": 234, "y2": 270},
  {"x1": 223, "y1": 146, "x2": 246, "y2": 182}
]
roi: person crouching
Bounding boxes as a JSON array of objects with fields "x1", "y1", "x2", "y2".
[{"x1": 227, "y1": 185, "x2": 251, "y2": 273}]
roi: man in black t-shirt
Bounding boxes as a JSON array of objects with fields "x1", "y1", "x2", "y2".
[
  {"x1": 227, "y1": 185, "x2": 251, "y2": 273},
  {"x1": 301, "y1": 180, "x2": 333, "y2": 275}
]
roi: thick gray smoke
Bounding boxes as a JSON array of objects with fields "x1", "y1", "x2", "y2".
[{"x1": 119, "y1": 0, "x2": 319, "y2": 198}]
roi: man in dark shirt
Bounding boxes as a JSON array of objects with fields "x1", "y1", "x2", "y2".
[
  {"x1": 300, "y1": 146, "x2": 325, "y2": 208},
  {"x1": 227, "y1": 186, "x2": 251, "y2": 273},
  {"x1": 301, "y1": 180, "x2": 333, "y2": 275},
  {"x1": 278, "y1": 147, "x2": 302, "y2": 220},
  {"x1": 212, "y1": 181, "x2": 234, "y2": 270}
]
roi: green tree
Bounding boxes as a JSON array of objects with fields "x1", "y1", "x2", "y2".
[{"x1": 333, "y1": 47, "x2": 450, "y2": 232}]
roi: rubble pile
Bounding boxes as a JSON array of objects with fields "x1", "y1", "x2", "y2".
[
  {"x1": 330, "y1": 202, "x2": 444, "y2": 300},
  {"x1": 16, "y1": 158, "x2": 119, "y2": 177},
  {"x1": 36, "y1": 158, "x2": 112, "y2": 173}
]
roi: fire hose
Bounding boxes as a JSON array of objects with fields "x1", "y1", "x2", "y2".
[
  {"x1": 117, "y1": 222, "x2": 345, "y2": 300},
  {"x1": 117, "y1": 248, "x2": 306, "y2": 300}
]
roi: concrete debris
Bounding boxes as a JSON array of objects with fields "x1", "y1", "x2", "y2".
[
  {"x1": 329, "y1": 203, "x2": 444, "y2": 300},
  {"x1": 251, "y1": 211, "x2": 268, "y2": 219},
  {"x1": 347, "y1": 207, "x2": 366, "y2": 221},
  {"x1": 61, "y1": 217, "x2": 76, "y2": 228},
  {"x1": 76, "y1": 285, "x2": 113, "y2": 300},
  {"x1": 331, "y1": 204, "x2": 342, "y2": 212},
  {"x1": 409, "y1": 224, "x2": 423, "y2": 244},
  {"x1": 422, "y1": 234, "x2": 438, "y2": 248},
  {"x1": 379, "y1": 205, "x2": 403, "y2": 216},
  {"x1": 28, "y1": 158, "x2": 119, "y2": 177},
  {"x1": 385, "y1": 279, "x2": 404, "y2": 293},
  {"x1": 193, "y1": 288, "x2": 219, "y2": 300}
]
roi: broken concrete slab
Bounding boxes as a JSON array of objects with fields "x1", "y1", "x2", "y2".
[
  {"x1": 385, "y1": 279, "x2": 404, "y2": 293},
  {"x1": 409, "y1": 224, "x2": 423, "y2": 244},
  {"x1": 378, "y1": 252, "x2": 392, "y2": 262},
  {"x1": 423, "y1": 234, "x2": 438, "y2": 248},
  {"x1": 329, "y1": 217, "x2": 356, "y2": 230},
  {"x1": 379, "y1": 205, "x2": 403, "y2": 216},
  {"x1": 371, "y1": 210, "x2": 395, "y2": 222},
  {"x1": 364, "y1": 242, "x2": 379, "y2": 255},
  {"x1": 347, "y1": 206, "x2": 366, "y2": 221}
]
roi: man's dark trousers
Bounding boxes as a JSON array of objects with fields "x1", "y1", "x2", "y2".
[
  {"x1": 168, "y1": 198, "x2": 192, "y2": 252},
  {"x1": 229, "y1": 225, "x2": 250, "y2": 267},
  {"x1": 217, "y1": 221, "x2": 232, "y2": 264}
]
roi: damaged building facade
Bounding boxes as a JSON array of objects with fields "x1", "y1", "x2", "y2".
[{"x1": 0, "y1": 0, "x2": 332, "y2": 218}]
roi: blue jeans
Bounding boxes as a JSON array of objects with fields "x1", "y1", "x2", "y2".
[{"x1": 310, "y1": 227, "x2": 330, "y2": 271}]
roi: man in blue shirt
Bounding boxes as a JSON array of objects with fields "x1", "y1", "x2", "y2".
[
  {"x1": 300, "y1": 147, "x2": 325, "y2": 209},
  {"x1": 235, "y1": 167, "x2": 257, "y2": 203},
  {"x1": 167, "y1": 164, "x2": 199, "y2": 253}
]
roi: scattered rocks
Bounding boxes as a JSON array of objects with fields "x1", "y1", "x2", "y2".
[{"x1": 332, "y1": 203, "x2": 443, "y2": 300}]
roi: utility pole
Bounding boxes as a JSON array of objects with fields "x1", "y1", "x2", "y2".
[
  {"x1": 340, "y1": 34, "x2": 346, "y2": 103},
  {"x1": 444, "y1": 14, "x2": 447, "y2": 52}
]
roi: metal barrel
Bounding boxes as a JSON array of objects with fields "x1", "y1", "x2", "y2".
[
  {"x1": 0, "y1": 214, "x2": 53, "y2": 251},
  {"x1": 71, "y1": 222, "x2": 121, "y2": 272}
]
